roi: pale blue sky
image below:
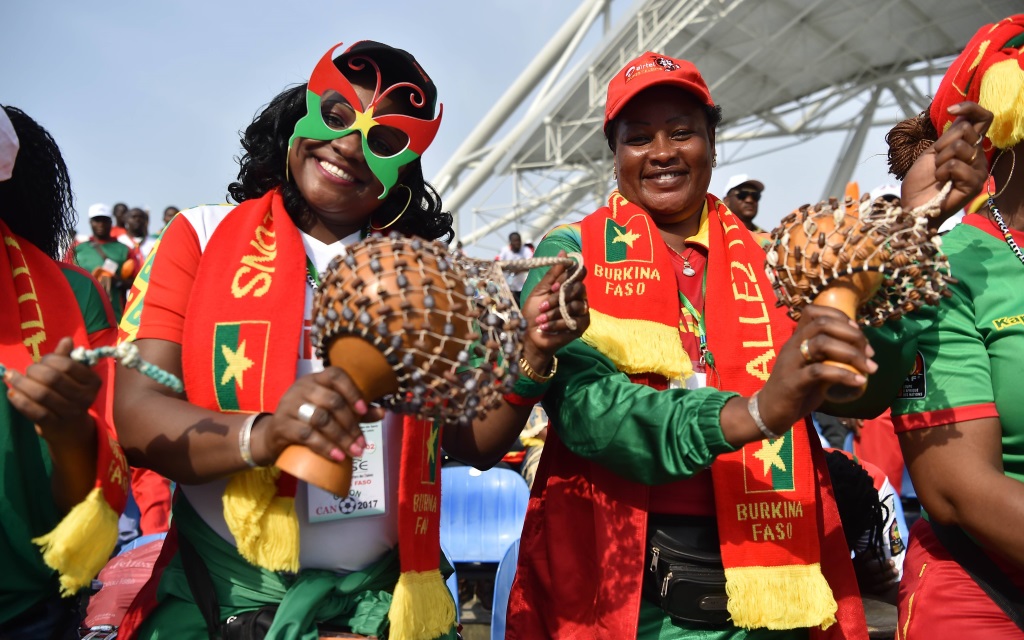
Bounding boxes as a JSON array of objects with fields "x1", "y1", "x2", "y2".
[{"x1": 4, "y1": 0, "x2": 900, "y2": 243}]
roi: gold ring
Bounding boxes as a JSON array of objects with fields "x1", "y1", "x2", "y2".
[
  {"x1": 969, "y1": 146, "x2": 979, "y2": 164},
  {"x1": 799, "y1": 339, "x2": 813, "y2": 364}
]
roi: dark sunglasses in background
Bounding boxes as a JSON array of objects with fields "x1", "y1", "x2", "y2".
[{"x1": 731, "y1": 189, "x2": 761, "y2": 202}]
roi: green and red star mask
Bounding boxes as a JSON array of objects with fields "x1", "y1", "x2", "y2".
[{"x1": 290, "y1": 42, "x2": 443, "y2": 199}]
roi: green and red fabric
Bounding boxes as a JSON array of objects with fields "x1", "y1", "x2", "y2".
[
  {"x1": 73, "y1": 238, "x2": 133, "y2": 318},
  {"x1": 507, "y1": 193, "x2": 865, "y2": 639},
  {"x1": 0, "y1": 220, "x2": 125, "y2": 623},
  {"x1": 891, "y1": 214, "x2": 1024, "y2": 488}
]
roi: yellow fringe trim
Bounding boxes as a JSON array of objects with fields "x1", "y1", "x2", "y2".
[
  {"x1": 222, "y1": 467, "x2": 300, "y2": 573},
  {"x1": 979, "y1": 58, "x2": 1024, "y2": 150},
  {"x1": 582, "y1": 308, "x2": 691, "y2": 381},
  {"x1": 388, "y1": 569, "x2": 457, "y2": 640},
  {"x1": 725, "y1": 563, "x2": 837, "y2": 630},
  {"x1": 32, "y1": 486, "x2": 119, "y2": 596}
]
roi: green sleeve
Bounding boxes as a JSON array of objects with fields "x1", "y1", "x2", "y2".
[
  {"x1": 819, "y1": 312, "x2": 930, "y2": 419},
  {"x1": 524, "y1": 225, "x2": 738, "y2": 485},
  {"x1": 543, "y1": 339, "x2": 738, "y2": 485},
  {"x1": 522, "y1": 223, "x2": 581, "y2": 300},
  {"x1": 59, "y1": 265, "x2": 116, "y2": 335}
]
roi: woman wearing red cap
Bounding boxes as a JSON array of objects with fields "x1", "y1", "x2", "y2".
[
  {"x1": 505, "y1": 49, "x2": 988, "y2": 640},
  {"x1": 112, "y1": 41, "x2": 588, "y2": 640},
  {"x1": 883, "y1": 15, "x2": 1024, "y2": 637}
]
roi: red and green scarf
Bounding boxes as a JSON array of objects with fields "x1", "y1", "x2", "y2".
[
  {"x1": 180, "y1": 188, "x2": 453, "y2": 639},
  {"x1": 0, "y1": 219, "x2": 128, "y2": 596},
  {"x1": 580, "y1": 192, "x2": 865, "y2": 634}
]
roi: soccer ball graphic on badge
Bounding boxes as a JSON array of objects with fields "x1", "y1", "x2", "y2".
[{"x1": 339, "y1": 496, "x2": 358, "y2": 514}]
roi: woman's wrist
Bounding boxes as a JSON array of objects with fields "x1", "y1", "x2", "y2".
[
  {"x1": 521, "y1": 343, "x2": 554, "y2": 380},
  {"x1": 246, "y1": 413, "x2": 275, "y2": 467}
]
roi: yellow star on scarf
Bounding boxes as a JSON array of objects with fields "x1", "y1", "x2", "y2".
[
  {"x1": 753, "y1": 436, "x2": 787, "y2": 477},
  {"x1": 221, "y1": 341, "x2": 255, "y2": 389},
  {"x1": 612, "y1": 226, "x2": 641, "y2": 248},
  {"x1": 426, "y1": 421, "x2": 439, "y2": 468}
]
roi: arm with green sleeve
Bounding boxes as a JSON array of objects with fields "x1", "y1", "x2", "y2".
[{"x1": 521, "y1": 224, "x2": 738, "y2": 485}]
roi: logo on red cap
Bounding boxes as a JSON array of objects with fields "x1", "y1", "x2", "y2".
[{"x1": 624, "y1": 56, "x2": 681, "y2": 83}]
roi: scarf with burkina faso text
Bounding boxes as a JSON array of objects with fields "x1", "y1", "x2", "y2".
[
  {"x1": 178, "y1": 187, "x2": 453, "y2": 639},
  {"x1": 0, "y1": 219, "x2": 128, "y2": 596},
  {"x1": 580, "y1": 191, "x2": 865, "y2": 636}
]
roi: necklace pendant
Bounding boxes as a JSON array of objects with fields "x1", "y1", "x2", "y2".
[{"x1": 682, "y1": 260, "x2": 696, "y2": 277}]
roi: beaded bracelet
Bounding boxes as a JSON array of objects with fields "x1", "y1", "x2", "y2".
[{"x1": 0, "y1": 342, "x2": 184, "y2": 394}]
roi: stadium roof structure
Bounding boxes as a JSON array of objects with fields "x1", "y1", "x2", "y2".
[{"x1": 434, "y1": 0, "x2": 1019, "y2": 252}]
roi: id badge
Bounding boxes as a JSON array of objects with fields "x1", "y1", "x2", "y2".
[{"x1": 307, "y1": 420, "x2": 386, "y2": 522}]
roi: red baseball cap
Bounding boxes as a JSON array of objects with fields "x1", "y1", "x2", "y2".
[{"x1": 603, "y1": 52, "x2": 714, "y2": 134}]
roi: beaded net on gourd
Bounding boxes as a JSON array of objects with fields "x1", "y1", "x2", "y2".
[
  {"x1": 765, "y1": 192, "x2": 955, "y2": 327},
  {"x1": 312, "y1": 234, "x2": 580, "y2": 428}
]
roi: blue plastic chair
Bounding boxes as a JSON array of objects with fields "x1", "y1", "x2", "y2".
[
  {"x1": 116, "y1": 531, "x2": 167, "y2": 555},
  {"x1": 440, "y1": 466, "x2": 530, "y2": 565},
  {"x1": 490, "y1": 538, "x2": 520, "y2": 640}
]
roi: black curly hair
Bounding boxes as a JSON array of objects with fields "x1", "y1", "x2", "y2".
[
  {"x1": 825, "y1": 450, "x2": 888, "y2": 555},
  {"x1": 0, "y1": 106, "x2": 77, "y2": 260},
  {"x1": 227, "y1": 54, "x2": 453, "y2": 243}
]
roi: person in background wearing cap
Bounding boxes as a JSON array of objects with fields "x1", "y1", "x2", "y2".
[
  {"x1": 73, "y1": 203, "x2": 135, "y2": 320},
  {"x1": 878, "y1": 14, "x2": 1024, "y2": 636},
  {"x1": 112, "y1": 40, "x2": 588, "y2": 640},
  {"x1": 0, "y1": 105, "x2": 127, "y2": 639},
  {"x1": 722, "y1": 174, "x2": 766, "y2": 229},
  {"x1": 506, "y1": 50, "x2": 880, "y2": 640}
]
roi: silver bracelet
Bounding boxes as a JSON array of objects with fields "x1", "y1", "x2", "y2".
[
  {"x1": 747, "y1": 392, "x2": 781, "y2": 439},
  {"x1": 239, "y1": 413, "x2": 264, "y2": 468}
]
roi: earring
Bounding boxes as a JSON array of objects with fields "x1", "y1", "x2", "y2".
[
  {"x1": 285, "y1": 144, "x2": 292, "y2": 183},
  {"x1": 989, "y1": 148, "x2": 1016, "y2": 200},
  {"x1": 370, "y1": 185, "x2": 413, "y2": 231},
  {"x1": 712, "y1": 153, "x2": 718, "y2": 168}
]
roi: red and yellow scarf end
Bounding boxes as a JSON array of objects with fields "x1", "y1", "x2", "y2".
[
  {"x1": 725, "y1": 563, "x2": 837, "y2": 630},
  {"x1": 33, "y1": 486, "x2": 120, "y2": 596},
  {"x1": 389, "y1": 569, "x2": 457, "y2": 640},
  {"x1": 582, "y1": 308, "x2": 691, "y2": 381},
  {"x1": 223, "y1": 466, "x2": 300, "y2": 573}
]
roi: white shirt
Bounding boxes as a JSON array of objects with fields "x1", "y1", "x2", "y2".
[{"x1": 176, "y1": 205, "x2": 400, "y2": 573}]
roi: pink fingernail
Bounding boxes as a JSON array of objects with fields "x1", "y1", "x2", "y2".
[
  {"x1": 356, "y1": 435, "x2": 367, "y2": 449},
  {"x1": 538, "y1": 301, "x2": 551, "y2": 312},
  {"x1": 536, "y1": 313, "x2": 548, "y2": 325},
  {"x1": 330, "y1": 448, "x2": 346, "y2": 462},
  {"x1": 354, "y1": 400, "x2": 368, "y2": 415},
  {"x1": 349, "y1": 442, "x2": 364, "y2": 457}
]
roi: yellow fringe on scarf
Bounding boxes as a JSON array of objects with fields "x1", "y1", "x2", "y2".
[
  {"x1": 222, "y1": 467, "x2": 300, "y2": 573},
  {"x1": 725, "y1": 564, "x2": 837, "y2": 630},
  {"x1": 582, "y1": 308, "x2": 692, "y2": 381},
  {"x1": 389, "y1": 569, "x2": 457, "y2": 640},
  {"x1": 32, "y1": 486, "x2": 119, "y2": 596},
  {"x1": 979, "y1": 57, "x2": 1024, "y2": 150}
]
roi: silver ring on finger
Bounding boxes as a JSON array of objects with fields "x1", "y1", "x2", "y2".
[
  {"x1": 799, "y1": 339, "x2": 813, "y2": 364},
  {"x1": 297, "y1": 401, "x2": 318, "y2": 425}
]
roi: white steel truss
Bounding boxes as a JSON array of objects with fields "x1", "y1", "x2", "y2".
[{"x1": 435, "y1": 0, "x2": 1018, "y2": 254}]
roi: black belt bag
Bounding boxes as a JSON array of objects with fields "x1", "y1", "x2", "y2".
[{"x1": 642, "y1": 519, "x2": 730, "y2": 626}]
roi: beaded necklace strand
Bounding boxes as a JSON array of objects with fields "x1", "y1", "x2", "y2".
[{"x1": 988, "y1": 196, "x2": 1024, "y2": 268}]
